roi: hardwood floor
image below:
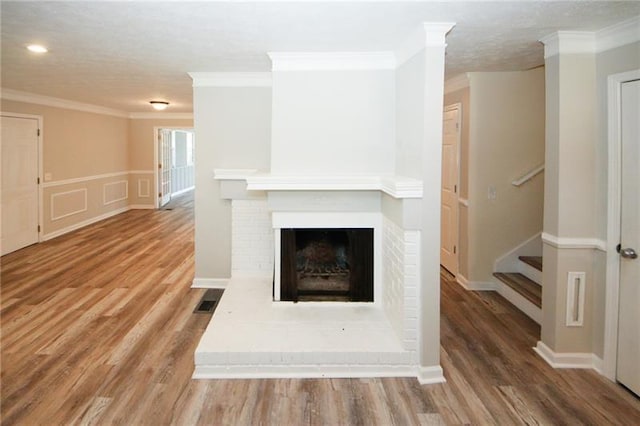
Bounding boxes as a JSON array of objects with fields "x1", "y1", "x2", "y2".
[{"x1": 2, "y1": 190, "x2": 639, "y2": 425}]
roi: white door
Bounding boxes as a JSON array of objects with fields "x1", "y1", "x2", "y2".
[
  {"x1": 1, "y1": 116, "x2": 40, "y2": 255},
  {"x1": 617, "y1": 79, "x2": 640, "y2": 397},
  {"x1": 441, "y1": 105, "x2": 460, "y2": 274},
  {"x1": 157, "y1": 129, "x2": 172, "y2": 208}
]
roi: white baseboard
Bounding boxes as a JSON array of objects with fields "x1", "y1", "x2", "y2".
[
  {"x1": 172, "y1": 186, "x2": 194, "y2": 196},
  {"x1": 495, "y1": 279, "x2": 542, "y2": 324},
  {"x1": 129, "y1": 204, "x2": 155, "y2": 209},
  {"x1": 192, "y1": 278, "x2": 228, "y2": 289},
  {"x1": 534, "y1": 341, "x2": 602, "y2": 370},
  {"x1": 42, "y1": 206, "x2": 130, "y2": 241},
  {"x1": 456, "y1": 274, "x2": 497, "y2": 291},
  {"x1": 193, "y1": 364, "x2": 417, "y2": 380},
  {"x1": 416, "y1": 365, "x2": 446, "y2": 385}
]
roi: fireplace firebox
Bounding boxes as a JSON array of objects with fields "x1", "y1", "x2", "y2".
[{"x1": 280, "y1": 228, "x2": 373, "y2": 302}]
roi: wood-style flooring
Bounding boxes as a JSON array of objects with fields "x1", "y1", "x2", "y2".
[{"x1": 2, "y1": 190, "x2": 639, "y2": 425}]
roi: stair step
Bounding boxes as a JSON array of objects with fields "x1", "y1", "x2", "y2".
[
  {"x1": 519, "y1": 256, "x2": 543, "y2": 272},
  {"x1": 493, "y1": 272, "x2": 541, "y2": 308}
]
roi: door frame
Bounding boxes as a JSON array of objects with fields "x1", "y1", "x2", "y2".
[
  {"x1": 153, "y1": 126, "x2": 194, "y2": 209},
  {"x1": 441, "y1": 102, "x2": 462, "y2": 275},
  {"x1": 1, "y1": 111, "x2": 44, "y2": 245},
  {"x1": 603, "y1": 69, "x2": 640, "y2": 381}
]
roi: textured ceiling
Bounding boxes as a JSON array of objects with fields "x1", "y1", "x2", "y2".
[{"x1": 1, "y1": 1, "x2": 638, "y2": 113}]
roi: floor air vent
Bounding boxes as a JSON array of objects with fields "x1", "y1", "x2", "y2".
[{"x1": 194, "y1": 289, "x2": 223, "y2": 314}]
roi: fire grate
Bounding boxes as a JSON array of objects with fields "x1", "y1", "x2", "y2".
[{"x1": 194, "y1": 289, "x2": 224, "y2": 314}]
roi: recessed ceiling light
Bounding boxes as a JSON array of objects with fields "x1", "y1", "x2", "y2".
[
  {"x1": 27, "y1": 44, "x2": 48, "y2": 53},
  {"x1": 150, "y1": 101, "x2": 169, "y2": 111}
]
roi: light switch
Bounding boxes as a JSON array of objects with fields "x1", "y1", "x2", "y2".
[
  {"x1": 44, "y1": 173, "x2": 52, "y2": 182},
  {"x1": 488, "y1": 185, "x2": 497, "y2": 200}
]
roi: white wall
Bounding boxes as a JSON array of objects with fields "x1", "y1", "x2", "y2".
[
  {"x1": 395, "y1": 53, "x2": 426, "y2": 180},
  {"x1": 193, "y1": 86, "x2": 272, "y2": 280},
  {"x1": 271, "y1": 70, "x2": 395, "y2": 174}
]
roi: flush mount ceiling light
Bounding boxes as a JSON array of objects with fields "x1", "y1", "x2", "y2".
[
  {"x1": 150, "y1": 101, "x2": 169, "y2": 111},
  {"x1": 27, "y1": 44, "x2": 48, "y2": 53}
]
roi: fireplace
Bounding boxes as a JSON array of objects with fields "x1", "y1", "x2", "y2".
[{"x1": 280, "y1": 228, "x2": 374, "y2": 302}]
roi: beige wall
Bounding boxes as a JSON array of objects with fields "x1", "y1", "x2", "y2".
[
  {"x1": 1, "y1": 98, "x2": 193, "y2": 237},
  {"x1": 541, "y1": 41, "x2": 639, "y2": 358},
  {"x1": 465, "y1": 69, "x2": 546, "y2": 282},
  {"x1": 1, "y1": 100, "x2": 129, "y2": 179}
]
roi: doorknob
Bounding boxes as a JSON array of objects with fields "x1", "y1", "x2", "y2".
[{"x1": 620, "y1": 247, "x2": 638, "y2": 259}]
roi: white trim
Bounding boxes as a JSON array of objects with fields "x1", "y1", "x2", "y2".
[
  {"x1": 423, "y1": 22, "x2": 456, "y2": 47},
  {"x1": 494, "y1": 232, "x2": 542, "y2": 273},
  {"x1": 193, "y1": 364, "x2": 417, "y2": 380},
  {"x1": 192, "y1": 278, "x2": 228, "y2": 289},
  {"x1": 129, "y1": 204, "x2": 155, "y2": 210},
  {"x1": 129, "y1": 169, "x2": 154, "y2": 175},
  {"x1": 50, "y1": 188, "x2": 88, "y2": 221},
  {"x1": 42, "y1": 171, "x2": 130, "y2": 188},
  {"x1": 455, "y1": 274, "x2": 496, "y2": 291},
  {"x1": 188, "y1": 72, "x2": 272, "y2": 87},
  {"x1": 494, "y1": 278, "x2": 542, "y2": 324},
  {"x1": 129, "y1": 112, "x2": 193, "y2": 120},
  {"x1": 268, "y1": 52, "x2": 396, "y2": 71},
  {"x1": 511, "y1": 164, "x2": 544, "y2": 187},
  {"x1": 213, "y1": 169, "x2": 258, "y2": 180},
  {"x1": 416, "y1": 365, "x2": 446, "y2": 385},
  {"x1": 444, "y1": 73, "x2": 469, "y2": 94},
  {"x1": 244, "y1": 174, "x2": 423, "y2": 199},
  {"x1": 458, "y1": 197, "x2": 469, "y2": 207},
  {"x1": 540, "y1": 31, "x2": 596, "y2": 58},
  {"x1": 541, "y1": 232, "x2": 607, "y2": 252},
  {"x1": 603, "y1": 69, "x2": 640, "y2": 381},
  {"x1": 171, "y1": 186, "x2": 194, "y2": 197},
  {"x1": 103, "y1": 180, "x2": 128, "y2": 205},
  {"x1": 596, "y1": 16, "x2": 640, "y2": 53},
  {"x1": 42, "y1": 206, "x2": 129, "y2": 241},
  {"x1": 534, "y1": 341, "x2": 601, "y2": 370},
  {"x1": 137, "y1": 179, "x2": 150, "y2": 198},
  {"x1": 1, "y1": 88, "x2": 129, "y2": 118},
  {"x1": 1, "y1": 112, "x2": 44, "y2": 243}
]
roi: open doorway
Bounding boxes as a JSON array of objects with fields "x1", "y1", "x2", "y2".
[{"x1": 155, "y1": 128, "x2": 195, "y2": 209}]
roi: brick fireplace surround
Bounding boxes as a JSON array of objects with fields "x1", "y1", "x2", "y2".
[{"x1": 193, "y1": 172, "x2": 430, "y2": 379}]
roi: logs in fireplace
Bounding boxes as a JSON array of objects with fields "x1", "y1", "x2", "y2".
[{"x1": 280, "y1": 228, "x2": 373, "y2": 302}]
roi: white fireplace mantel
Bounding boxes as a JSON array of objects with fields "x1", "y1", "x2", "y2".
[{"x1": 213, "y1": 169, "x2": 423, "y2": 199}]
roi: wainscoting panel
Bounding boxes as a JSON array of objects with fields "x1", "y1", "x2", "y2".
[
  {"x1": 138, "y1": 179, "x2": 151, "y2": 198},
  {"x1": 50, "y1": 188, "x2": 88, "y2": 221},
  {"x1": 103, "y1": 180, "x2": 128, "y2": 205}
]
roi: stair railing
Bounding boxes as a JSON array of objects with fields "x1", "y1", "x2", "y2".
[{"x1": 512, "y1": 164, "x2": 544, "y2": 187}]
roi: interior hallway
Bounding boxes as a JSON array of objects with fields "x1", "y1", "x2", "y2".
[{"x1": 1, "y1": 190, "x2": 638, "y2": 424}]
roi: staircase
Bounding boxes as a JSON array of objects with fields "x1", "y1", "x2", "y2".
[{"x1": 493, "y1": 256, "x2": 542, "y2": 324}]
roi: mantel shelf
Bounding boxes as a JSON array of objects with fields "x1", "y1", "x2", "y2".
[{"x1": 213, "y1": 169, "x2": 423, "y2": 199}]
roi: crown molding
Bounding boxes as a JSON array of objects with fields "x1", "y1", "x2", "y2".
[
  {"x1": 0, "y1": 88, "x2": 129, "y2": 118},
  {"x1": 128, "y1": 112, "x2": 193, "y2": 120},
  {"x1": 268, "y1": 52, "x2": 396, "y2": 71},
  {"x1": 539, "y1": 31, "x2": 596, "y2": 58},
  {"x1": 444, "y1": 73, "x2": 469, "y2": 94},
  {"x1": 596, "y1": 15, "x2": 640, "y2": 53},
  {"x1": 188, "y1": 72, "x2": 272, "y2": 87},
  {"x1": 395, "y1": 22, "x2": 455, "y2": 68},
  {"x1": 424, "y1": 22, "x2": 456, "y2": 47}
]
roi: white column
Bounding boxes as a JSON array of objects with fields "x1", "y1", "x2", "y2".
[{"x1": 418, "y1": 22, "x2": 455, "y2": 383}]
